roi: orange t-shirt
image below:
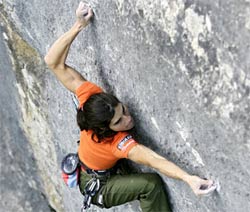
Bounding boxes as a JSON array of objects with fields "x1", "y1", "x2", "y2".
[{"x1": 75, "y1": 81, "x2": 138, "y2": 170}]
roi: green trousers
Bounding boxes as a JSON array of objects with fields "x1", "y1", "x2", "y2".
[{"x1": 79, "y1": 170, "x2": 171, "y2": 212}]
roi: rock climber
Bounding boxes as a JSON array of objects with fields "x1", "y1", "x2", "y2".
[{"x1": 44, "y1": 2, "x2": 216, "y2": 211}]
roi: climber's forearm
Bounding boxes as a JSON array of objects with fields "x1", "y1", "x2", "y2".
[
  {"x1": 129, "y1": 144, "x2": 190, "y2": 182},
  {"x1": 153, "y1": 158, "x2": 191, "y2": 182},
  {"x1": 44, "y1": 21, "x2": 84, "y2": 69}
]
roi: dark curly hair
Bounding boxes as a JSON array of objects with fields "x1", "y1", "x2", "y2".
[{"x1": 77, "y1": 93, "x2": 120, "y2": 143}]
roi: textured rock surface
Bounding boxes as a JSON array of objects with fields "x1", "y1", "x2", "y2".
[
  {"x1": 1, "y1": 0, "x2": 250, "y2": 211},
  {"x1": 0, "y1": 24, "x2": 51, "y2": 212}
]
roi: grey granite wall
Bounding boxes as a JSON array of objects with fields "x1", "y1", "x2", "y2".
[{"x1": 1, "y1": 0, "x2": 249, "y2": 211}]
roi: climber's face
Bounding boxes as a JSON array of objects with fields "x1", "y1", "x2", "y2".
[{"x1": 109, "y1": 103, "x2": 134, "y2": 131}]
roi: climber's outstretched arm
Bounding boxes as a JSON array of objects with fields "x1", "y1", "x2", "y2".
[
  {"x1": 44, "y1": 2, "x2": 93, "y2": 93},
  {"x1": 128, "y1": 144, "x2": 216, "y2": 196}
]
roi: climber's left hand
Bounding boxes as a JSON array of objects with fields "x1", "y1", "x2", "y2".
[{"x1": 187, "y1": 175, "x2": 216, "y2": 196}]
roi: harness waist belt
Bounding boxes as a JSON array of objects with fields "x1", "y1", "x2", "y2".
[{"x1": 79, "y1": 158, "x2": 115, "y2": 176}]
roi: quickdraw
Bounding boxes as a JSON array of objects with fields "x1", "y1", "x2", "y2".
[{"x1": 81, "y1": 177, "x2": 101, "y2": 210}]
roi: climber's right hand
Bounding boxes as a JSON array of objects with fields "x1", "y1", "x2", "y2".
[{"x1": 76, "y1": 1, "x2": 93, "y2": 28}]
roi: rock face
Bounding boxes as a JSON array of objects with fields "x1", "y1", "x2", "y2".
[{"x1": 1, "y1": 0, "x2": 250, "y2": 212}]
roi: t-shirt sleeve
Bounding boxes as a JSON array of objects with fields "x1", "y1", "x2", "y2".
[
  {"x1": 75, "y1": 81, "x2": 103, "y2": 107},
  {"x1": 111, "y1": 132, "x2": 138, "y2": 159}
]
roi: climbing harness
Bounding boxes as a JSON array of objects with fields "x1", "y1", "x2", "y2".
[
  {"x1": 61, "y1": 152, "x2": 111, "y2": 209},
  {"x1": 79, "y1": 159, "x2": 116, "y2": 210}
]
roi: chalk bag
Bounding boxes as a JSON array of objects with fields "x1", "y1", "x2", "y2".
[{"x1": 61, "y1": 153, "x2": 80, "y2": 188}]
